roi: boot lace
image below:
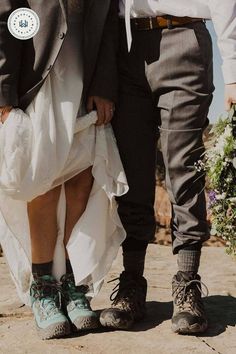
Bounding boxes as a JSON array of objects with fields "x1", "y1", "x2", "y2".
[
  {"x1": 173, "y1": 278, "x2": 209, "y2": 314},
  {"x1": 31, "y1": 278, "x2": 62, "y2": 316},
  {"x1": 109, "y1": 276, "x2": 144, "y2": 312},
  {"x1": 61, "y1": 274, "x2": 89, "y2": 308}
]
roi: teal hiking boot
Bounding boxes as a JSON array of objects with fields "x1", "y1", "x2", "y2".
[
  {"x1": 30, "y1": 275, "x2": 70, "y2": 340},
  {"x1": 61, "y1": 274, "x2": 99, "y2": 331}
]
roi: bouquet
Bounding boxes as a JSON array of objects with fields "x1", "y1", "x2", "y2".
[{"x1": 196, "y1": 105, "x2": 236, "y2": 255}]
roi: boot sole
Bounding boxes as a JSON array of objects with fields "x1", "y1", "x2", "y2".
[
  {"x1": 36, "y1": 321, "x2": 71, "y2": 340},
  {"x1": 100, "y1": 310, "x2": 145, "y2": 330},
  {"x1": 172, "y1": 320, "x2": 208, "y2": 334},
  {"x1": 100, "y1": 315, "x2": 134, "y2": 330},
  {"x1": 73, "y1": 316, "x2": 100, "y2": 331}
]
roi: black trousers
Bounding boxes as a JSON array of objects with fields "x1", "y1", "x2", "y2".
[{"x1": 112, "y1": 21, "x2": 214, "y2": 254}]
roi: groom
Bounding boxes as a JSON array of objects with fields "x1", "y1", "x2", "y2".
[{"x1": 100, "y1": 0, "x2": 236, "y2": 334}]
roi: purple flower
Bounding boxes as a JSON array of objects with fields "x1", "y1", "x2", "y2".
[{"x1": 208, "y1": 190, "x2": 217, "y2": 206}]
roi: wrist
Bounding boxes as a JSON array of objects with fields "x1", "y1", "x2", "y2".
[
  {"x1": 0, "y1": 106, "x2": 13, "y2": 123},
  {"x1": 0, "y1": 105, "x2": 13, "y2": 112}
]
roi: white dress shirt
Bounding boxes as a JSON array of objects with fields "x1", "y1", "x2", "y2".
[{"x1": 119, "y1": 0, "x2": 236, "y2": 84}]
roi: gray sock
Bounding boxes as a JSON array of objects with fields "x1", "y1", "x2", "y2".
[
  {"x1": 123, "y1": 250, "x2": 146, "y2": 276},
  {"x1": 177, "y1": 250, "x2": 201, "y2": 274}
]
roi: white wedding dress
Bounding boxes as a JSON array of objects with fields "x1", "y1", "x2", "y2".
[{"x1": 0, "y1": 7, "x2": 128, "y2": 306}]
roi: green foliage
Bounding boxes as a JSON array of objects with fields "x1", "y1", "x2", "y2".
[{"x1": 203, "y1": 105, "x2": 236, "y2": 256}]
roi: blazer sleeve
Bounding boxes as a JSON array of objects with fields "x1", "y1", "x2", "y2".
[
  {"x1": 87, "y1": 0, "x2": 119, "y2": 103},
  {"x1": 0, "y1": 1, "x2": 25, "y2": 106}
]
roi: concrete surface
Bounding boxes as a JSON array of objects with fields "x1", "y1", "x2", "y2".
[{"x1": 0, "y1": 245, "x2": 236, "y2": 354}]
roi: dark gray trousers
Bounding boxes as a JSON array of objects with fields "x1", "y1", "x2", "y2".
[{"x1": 112, "y1": 21, "x2": 214, "y2": 254}]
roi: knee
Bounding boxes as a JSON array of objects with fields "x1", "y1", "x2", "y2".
[
  {"x1": 65, "y1": 172, "x2": 93, "y2": 204},
  {"x1": 29, "y1": 187, "x2": 61, "y2": 208}
]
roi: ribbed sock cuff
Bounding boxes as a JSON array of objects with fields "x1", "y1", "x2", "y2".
[
  {"x1": 123, "y1": 250, "x2": 146, "y2": 276},
  {"x1": 32, "y1": 261, "x2": 53, "y2": 278},
  {"x1": 177, "y1": 250, "x2": 201, "y2": 273}
]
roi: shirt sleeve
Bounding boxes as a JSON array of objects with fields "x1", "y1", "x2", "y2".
[{"x1": 208, "y1": 0, "x2": 236, "y2": 84}]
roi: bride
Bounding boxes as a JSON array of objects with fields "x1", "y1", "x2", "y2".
[{"x1": 0, "y1": 0, "x2": 127, "y2": 340}]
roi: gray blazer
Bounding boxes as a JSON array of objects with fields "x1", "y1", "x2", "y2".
[{"x1": 0, "y1": 0, "x2": 119, "y2": 110}]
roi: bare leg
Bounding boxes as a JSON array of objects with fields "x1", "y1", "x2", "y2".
[
  {"x1": 27, "y1": 185, "x2": 61, "y2": 264},
  {"x1": 61, "y1": 168, "x2": 98, "y2": 331},
  {"x1": 64, "y1": 167, "x2": 93, "y2": 253},
  {"x1": 28, "y1": 186, "x2": 71, "y2": 339}
]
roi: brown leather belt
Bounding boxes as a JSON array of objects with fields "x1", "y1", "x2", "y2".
[{"x1": 130, "y1": 16, "x2": 203, "y2": 31}]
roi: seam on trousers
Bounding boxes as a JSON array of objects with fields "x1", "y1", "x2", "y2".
[{"x1": 162, "y1": 129, "x2": 177, "y2": 205}]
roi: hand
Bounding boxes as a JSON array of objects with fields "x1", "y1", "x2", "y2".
[
  {"x1": 0, "y1": 106, "x2": 13, "y2": 123},
  {"x1": 225, "y1": 84, "x2": 236, "y2": 111},
  {"x1": 87, "y1": 96, "x2": 115, "y2": 126}
]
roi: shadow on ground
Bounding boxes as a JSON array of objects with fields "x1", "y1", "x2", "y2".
[
  {"x1": 131, "y1": 296, "x2": 236, "y2": 335},
  {"x1": 95, "y1": 301, "x2": 173, "y2": 333},
  {"x1": 95, "y1": 296, "x2": 236, "y2": 335},
  {"x1": 203, "y1": 295, "x2": 236, "y2": 337},
  {"x1": 132, "y1": 301, "x2": 173, "y2": 331}
]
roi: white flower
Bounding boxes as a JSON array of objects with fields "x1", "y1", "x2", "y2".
[
  {"x1": 229, "y1": 197, "x2": 236, "y2": 203},
  {"x1": 216, "y1": 193, "x2": 226, "y2": 200},
  {"x1": 233, "y1": 157, "x2": 236, "y2": 169},
  {"x1": 210, "y1": 125, "x2": 232, "y2": 158}
]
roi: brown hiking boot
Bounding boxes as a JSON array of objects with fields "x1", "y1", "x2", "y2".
[
  {"x1": 172, "y1": 271, "x2": 208, "y2": 334},
  {"x1": 100, "y1": 271, "x2": 147, "y2": 330}
]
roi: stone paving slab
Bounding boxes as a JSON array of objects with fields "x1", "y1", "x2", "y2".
[{"x1": 0, "y1": 245, "x2": 236, "y2": 354}]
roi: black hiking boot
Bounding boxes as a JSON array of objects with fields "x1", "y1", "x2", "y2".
[{"x1": 100, "y1": 271, "x2": 147, "y2": 330}]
